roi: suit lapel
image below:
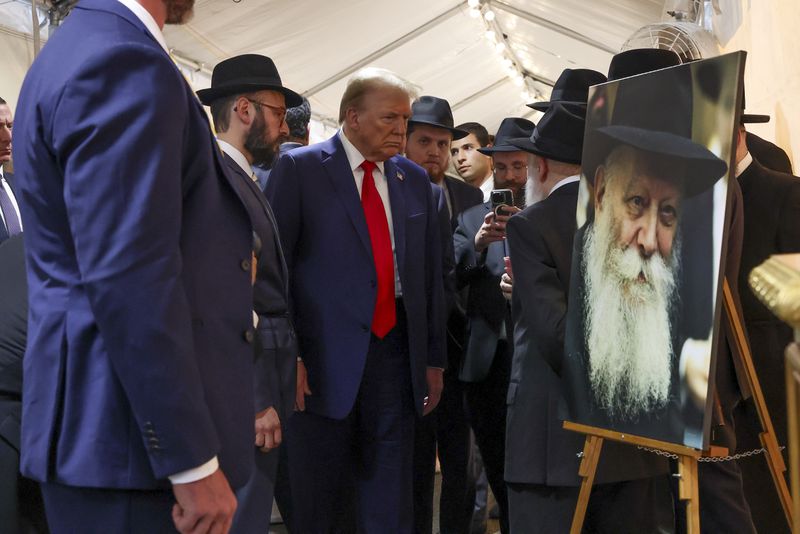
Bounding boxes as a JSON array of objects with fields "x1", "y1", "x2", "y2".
[
  {"x1": 386, "y1": 158, "x2": 406, "y2": 282},
  {"x1": 321, "y1": 137, "x2": 372, "y2": 255}
]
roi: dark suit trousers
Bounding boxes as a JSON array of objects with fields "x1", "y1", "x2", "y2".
[
  {"x1": 673, "y1": 398, "x2": 756, "y2": 534},
  {"x1": 507, "y1": 476, "x2": 673, "y2": 534},
  {"x1": 287, "y1": 307, "x2": 416, "y2": 534},
  {"x1": 0, "y1": 430, "x2": 47, "y2": 534},
  {"x1": 231, "y1": 443, "x2": 280, "y2": 534},
  {"x1": 412, "y1": 365, "x2": 474, "y2": 534},
  {"x1": 40, "y1": 482, "x2": 176, "y2": 534},
  {"x1": 463, "y1": 339, "x2": 511, "y2": 534}
]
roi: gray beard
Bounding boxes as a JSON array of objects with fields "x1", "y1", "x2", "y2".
[{"x1": 582, "y1": 209, "x2": 679, "y2": 421}]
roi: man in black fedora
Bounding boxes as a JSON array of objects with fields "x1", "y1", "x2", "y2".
[
  {"x1": 503, "y1": 100, "x2": 674, "y2": 532},
  {"x1": 733, "y1": 86, "x2": 800, "y2": 534},
  {"x1": 450, "y1": 116, "x2": 534, "y2": 534},
  {"x1": 526, "y1": 68, "x2": 607, "y2": 112},
  {"x1": 197, "y1": 53, "x2": 301, "y2": 534},
  {"x1": 404, "y1": 95, "x2": 479, "y2": 534}
]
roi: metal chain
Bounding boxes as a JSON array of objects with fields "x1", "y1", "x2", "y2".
[{"x1": 634, "y1": 445, "x2": 786, "y2": 462}]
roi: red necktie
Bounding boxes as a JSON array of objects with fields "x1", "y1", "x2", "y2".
[{"x1": 360, "y1": 161, "x2": 396, "y2": 338}]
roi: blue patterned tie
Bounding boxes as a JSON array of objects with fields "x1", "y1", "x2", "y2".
[{"x1": 0, "y1": 179, "x2": 21, "y2": 236}]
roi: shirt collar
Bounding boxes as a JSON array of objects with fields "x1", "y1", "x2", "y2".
[
  {"x1": 479, "y1": 176, "x2": 494, "y2": 202},
  {"x1": 217, "y1": 139, "x2": 254, "y2": 179},
  {"x1": 549, "y1": 174, "x2": 580, "y2": 197},
  {"x1": 735, "y1": 151, "x2": 753, "y2": 179},
  {"x1": 115, "y1": 0, "x2": 169, "y2": 54},
  {"x1": 338, "y1": 130, "x2": 385, "y2": 175}
]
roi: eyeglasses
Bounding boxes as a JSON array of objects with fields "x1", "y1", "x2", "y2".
[
  {"x1": 494, "y1": 163, "x2": 527, "y2": 175},
  {"x1": 246, "y1": 99, "x2": 287, "y2": 124}
]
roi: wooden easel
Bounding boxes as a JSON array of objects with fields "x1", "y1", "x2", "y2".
[
  {"x1": 564, "y1": 278, "x2": 792, "y2": 533},
  {"x1": 563, "y1": 421, "x2": 707, "y2": 534}
]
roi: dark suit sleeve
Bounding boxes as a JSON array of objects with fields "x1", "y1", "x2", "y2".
[
  {"x1": 507, "y1": 213, "x2": 568, "y2": 374},
  {"x1": 265, "y1": 153, "x2": 302, "y2": 275},
  {"x1": 777, "y1": 177, "x2": 800, "y2": 254},
  {"x1": 51, "y1": 45, "x2": 219, "y2": 477},
  {"x1": 425, "y1": 182, "x2": 447, "y2": 369},
  {"x1": 433, "y1": 185, "x2": 456, "y2": 317}
]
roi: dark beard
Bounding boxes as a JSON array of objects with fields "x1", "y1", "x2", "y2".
[
  {"x1": 245, "y1": 113, "x2": 278, "y2": 167},
  {"x1": 165, "y1": 0, "x2": 195, "y2": 24}
]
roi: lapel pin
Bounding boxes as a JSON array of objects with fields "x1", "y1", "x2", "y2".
[{"x1": 396, "y1": 171, "x2": 404, "y2": 181}]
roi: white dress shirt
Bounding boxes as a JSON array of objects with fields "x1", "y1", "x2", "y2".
[
  {"x1": 479, "y1": 175, "x2": 494, "y2": 203},
  {"x1": 735, "y1": 151, "x2": 753, "y2": 179},
  {"x1": 115, "y1": 0, "x2": 217, "y2": 486},
  {"x1": 549, "y1": 174, "x2": 580, "y2": 197},
  {"x1": 0, "y1": 168, "x2": 23, "y2": 232},
  {"x1": 339, "y1": 130, "x2": 403, "y2": 296}
]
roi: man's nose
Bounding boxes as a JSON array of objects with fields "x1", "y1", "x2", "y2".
[
  {"x1": 636, "y1": 212, "x2": 659, "y2": 258},
  {"x1": 0, "y1": 127, "x2": 10, "y2": 143},
  {"x1": 279, "y1": 119, "x2": 289, "y2": 137}
]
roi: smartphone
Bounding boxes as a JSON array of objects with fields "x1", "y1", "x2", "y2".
[{"x1": 491, "y1": 189, "x2": 514, "y2": 216}]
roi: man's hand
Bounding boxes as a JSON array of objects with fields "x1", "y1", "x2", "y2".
[
  {"x1": 254, "y1": 407, "x2": 281, "y2": 452},
  {"x1": 172, "y1": 469, "x2": 237, "y2": 534},
  {"x1": 682, "y1": 337, "x2": 711, "y2": 410},
  {"x1": 500, "y1": 256, "x2": 514, "y2": 301},
  {"x1": 474, "y1": 207, "x2": 521, "y2": 252},
  {"x1": 295, "y1": 359, "x2": 312, "y2": 412},
  {"x1": 423, "y1": 367, "x2": 444, "y2": 416}
]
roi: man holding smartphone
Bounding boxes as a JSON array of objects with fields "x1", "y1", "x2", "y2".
[{"x1": 452, "y1": 117, "x2": 535, "y2": 534}]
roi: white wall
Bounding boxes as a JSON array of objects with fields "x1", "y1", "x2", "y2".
[
  {"x1": 721, "y1": 0, "x2": 800, "y2": 171},
  {"x1": 0, "y1": 28, "x2": 38, "y2": 110}
]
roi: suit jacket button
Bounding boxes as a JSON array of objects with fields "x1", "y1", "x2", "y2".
[
  {"x1": 244, "y1": 329, "x2": 254, "y2": 343},
  {"x1": 241, "y1": 259, "x2": 251, "y2": 272}
]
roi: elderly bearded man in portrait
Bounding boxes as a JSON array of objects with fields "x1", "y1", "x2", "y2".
[{"x1": 562, "y1": 67, "x2": 729, "y2": 447}]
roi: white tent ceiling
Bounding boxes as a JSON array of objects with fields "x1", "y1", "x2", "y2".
[
  {"x1": 161, "y1": 0, "x2": 667, "y2": 134},
  {"x1": 2, "y1": 0, "x2": 670, "y2": 134}
]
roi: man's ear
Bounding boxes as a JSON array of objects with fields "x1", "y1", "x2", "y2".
[
  {"x1": 535, "y1": 155, "x2": 548, "y2": 183},
  {"x1": 234, "y1": 96, "x2": 253, "y2": 126},
  {"x1": 594, "y1": 165, "x2": 607, "y2": 210},
  {"x1": 344, "y1": 107, "x2": 359, "y2": 132}
]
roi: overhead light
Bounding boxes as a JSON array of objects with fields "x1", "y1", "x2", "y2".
[
  {"x1": 468, "y1": 7, "x2": 481, "y2": 18},
  {"x1": 495, "y1": 42, "x2": 506, "y2": 53},
  {"x1": 501, "y1": 57, "x2": 513, "y2": 68},
  {"x1": 484, "y1": 10, "x2": 495, "y2": 21},
  {"x1": 485, "y1": 30, "x2": 496, "y2": 42},
  {"x1": 467, "y1": 0, "x2": 480, "y2": 7}
]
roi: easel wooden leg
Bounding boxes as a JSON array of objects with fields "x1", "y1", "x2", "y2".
[
  {"x1": 678, "y1": 456, "x2": 700, "y2": 534},
  {"x1": 570, "y1": 435, "x2": 603, "y2": 534},
  {"x1": 723, "y1": 279, "x2": 793, "y2": 527}
]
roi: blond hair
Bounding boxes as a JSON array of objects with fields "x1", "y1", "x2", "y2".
[{"x1": 338, "y1": 67, "x2": 417, "y2": 123}]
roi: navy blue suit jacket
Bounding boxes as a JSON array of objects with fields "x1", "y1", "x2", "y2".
[
  {"x1": 266, "y1": 134, "x2": 446, "y2": 419},
  {"x1": 13, "y1": 0, "x2": 255, "y2": 490}
]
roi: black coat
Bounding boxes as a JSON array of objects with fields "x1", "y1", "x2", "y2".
[
  {"x1": 737, "y1": 158, "x2": 800, "y2": 443},
  {"x1": 444, "y1": 175, "x2": 483, "y2": 232},
  {"x1": 746, "y1": 132, "x2": 793, "y2": 175},
  {"x1": 505, "y1": 182, "x2": 668, "y2": 486},
  {"x1": 453, "y1": 201, "x2": 510, "y2": 382},
  {"x1": 223, "y1": 153, "x2": 296, "y2": 422},
  {"x1": 0, "y1": 172, "x2": 18, "y2": 244}
]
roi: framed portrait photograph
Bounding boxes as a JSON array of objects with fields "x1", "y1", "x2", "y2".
[{"x1": 563, "y1": 52, "x2": 746, "y2": 449}]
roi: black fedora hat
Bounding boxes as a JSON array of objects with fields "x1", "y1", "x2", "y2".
[
  {"x1": 509, "y1": 103, "x2": 586, "y2": 164},
  {"x1": 741, "y1": 87, "x2": 769, "y2": 123},
  {"x1": 478, "y1": 117, "x2": 535, "y2": 154},
  {"x1": 527, "y1": 69, "x2": 607, "y2": 111},
  {"x1": 197, "y1": 54, "x2": 302, "y2": 107},
  {"x1": 408, "y1": 96, "x2": 468, "y2": 139},
  {"x1": 585, "y1": 62, "x2": 727, "y2": 198},
  {"x1": 607, "y1": 48, "x2": 681, "y2": 81}
]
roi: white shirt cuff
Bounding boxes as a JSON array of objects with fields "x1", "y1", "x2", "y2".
[{"x1": 168, "y1": 456, "x2": 219, "y2": 484}]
